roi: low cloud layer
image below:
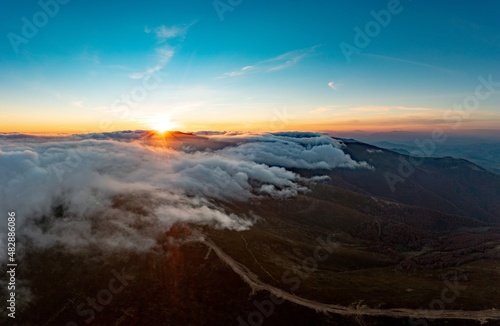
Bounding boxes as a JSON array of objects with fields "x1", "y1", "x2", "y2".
[
  {"x1": 219, "y1": 132, "x2": 372, "y2": 170},
  {"x1": 0, "y1": 131, "x2": 370, "y2": 263}
]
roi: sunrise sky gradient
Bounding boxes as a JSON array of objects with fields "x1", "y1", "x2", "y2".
[{"x1": 1, "y1": 0, "x2": 499, "y2": 133}]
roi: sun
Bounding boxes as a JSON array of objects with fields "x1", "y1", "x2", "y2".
[{"x1": 149, "y1": 114, "x2": 179, "y2": 133}]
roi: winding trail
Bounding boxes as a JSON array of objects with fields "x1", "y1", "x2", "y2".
[{"x1": 191, "y1": 231, "x2": 500, "y2": 322}]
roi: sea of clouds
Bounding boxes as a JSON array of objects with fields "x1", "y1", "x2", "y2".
[{"x1": 0, "y1": 131, "x2": 370, "y2": 262}]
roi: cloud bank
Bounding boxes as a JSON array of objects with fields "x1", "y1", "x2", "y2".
[
  {"x1": 0, "y1": 132, "x2": 370, "y2": 263},
  {"x1": 219, "y1": 132, "x2": 372, "y2": 170}
]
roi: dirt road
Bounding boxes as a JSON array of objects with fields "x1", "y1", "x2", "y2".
[{"x1": 193, "y1": 232, "x2": 500, "y2": 322}]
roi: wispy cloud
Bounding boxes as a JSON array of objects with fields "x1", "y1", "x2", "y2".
[
  {"x1": 310, "y1": 105, "x2": 431, "y2": 116},
  {"x1": 72, "y1": 100, "x2": 84, "y2": 109},
  {"x1": 129, "y1": 47, "x2": 175, "y2": 79},
  {"x1": 130, "y1": 21, "x2": 188, "y2": 80},
  {"x1": 362, "y1": 53, "x2": 458, "y2": 75},
  {"x1": 77, "y1": 47, "x2": 100, "y2": 64},
  {"x1": 129, "y1": 46, "x2": 174, "y2": 79},
  {"x1": 328, "y1": 81, "x2": 337, "y2": 90},
  {"x1": 129, "y1": 21, "x2": 195, "y2": 79},
  {"x1": 310, "y1": 105, "x2": 338, "y2": 114},
  {"x1": 145, "y1": 21, "x2": 197, "y2": 43},
  {"x1": 220, "y1": 46, "x2": 318, "y2": 78},
  {"x1": 156, "y1": 47, "x2": 175, "y2": 64},
  {"x1": 349, "y1": 105, "x2": 433, "y2": 114},
  {"x1": 223, "y1": 65, "x2": 255, "y2": 77}
]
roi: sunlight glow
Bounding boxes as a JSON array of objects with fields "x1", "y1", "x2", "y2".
[{"x1": 148, "y1": 114, "x2": 179, "y2": 133}]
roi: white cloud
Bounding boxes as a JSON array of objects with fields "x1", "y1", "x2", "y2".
[
  {"x1": 0, "y1": 131, "x2": 371, "y2": 267},
  {"x1": 156, "y1": 46, "x2": 175, "y2": 64},
  {"x1": 72, "y1": 100, "x2": 84, "y2": 108},
  {"x1": 129, "y1": 46, "x2": 175, "y2": 79},
  {"x1": 0, "y1": 131, "x2": 373, "y2": 305},
  {"x1": 0, "y1": 135, "x2": 284, "y2": 260},
  {"x1": 150, "y1": 21, "x2": 197, "y2": 43},
  {"x1": 129, "y1": 21, "x2": 195, "y2": 79},
  {"x1": 310, "y1": 106, "x2": 338, "y2": 114},
  {"x1": 129, "y1": 47, "x2": 175, "y2": 79},
  {"x1": 348, "y1": 106, "x2": 433, "y2": 114},
  {"x1": 220, "y1": 132, "x2": 372, "y2": 170},
  {"x1": 328, "y1": 81, "x2": 337, "y2": 90},
  {"x1": 220, "y1": 46, "x2": 318, "y2": 78},
  {"x1": 156, "y1": 25, "x2": 185, "y2": 40}
]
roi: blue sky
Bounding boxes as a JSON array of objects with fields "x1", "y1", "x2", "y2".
[{"x1": 1, "y1": 0, "x2": 499, "y2": 133}]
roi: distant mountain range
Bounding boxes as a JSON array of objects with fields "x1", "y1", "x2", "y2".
[
  {"x1": 328, "y1": 130, "x2": 500, "y2": 175},
  {"x1": 320, "y1": 140, "x2": 500, "y2": 222}
]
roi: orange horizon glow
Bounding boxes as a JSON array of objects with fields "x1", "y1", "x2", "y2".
[
  {"x1": 3, "y1": 102, "x2": 499, "y2": 135},
  {"x1": 1, "y1": 119, "x2": 498, "y2": 137}
]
